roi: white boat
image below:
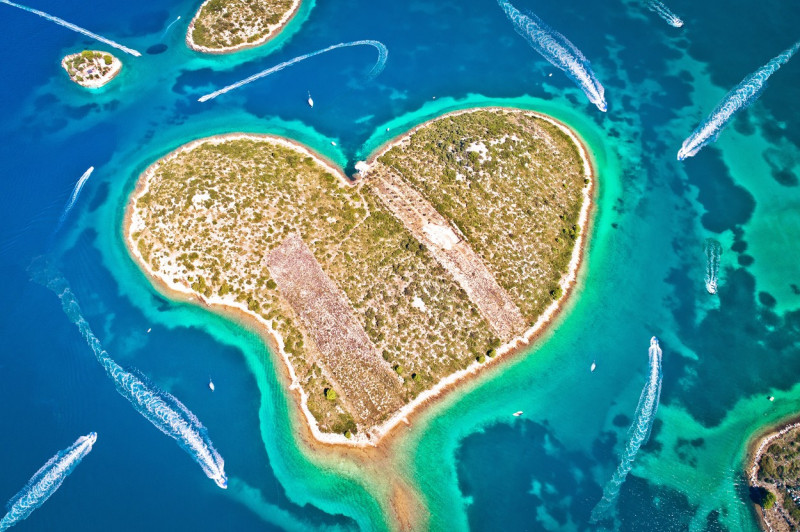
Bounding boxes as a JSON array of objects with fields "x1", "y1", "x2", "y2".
[
  {"x1": 513, "y1": 411, "x2": 523, "y2": 417},
  {"x1": 307, "y1": 91, "x2": 314, "y2": 108},
  {"x1": 209, "y1": 379, "x2": 215, "y2": 392},
  {"x1": 768, "y1": 396, "x2": 775, "y2": 402},
  {"x1": 705, "y1": 279, "x2": 717, "y2": 295},
  {"x1": 590, "y1": 361, "x2": 597, "y2": 372},
  {"x1": 146, "y1": 328, "x2": 151, "y2": 333}
]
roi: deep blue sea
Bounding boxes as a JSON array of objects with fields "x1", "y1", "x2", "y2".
[{"x1": 0, "y1": 0, "x2": 799, "y2": 530}]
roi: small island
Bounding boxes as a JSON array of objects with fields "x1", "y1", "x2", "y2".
[
  {"x1": 749, "y1": 421, "x2": 800, "y2": 531},
  {"x1": 187, "y1": 0, "x2": 301, "y2": 54},
  {"x1": 125, "y1": 108, "x2": 594, "y2": 445},
  {"x1": 62, "y1": 50, "x2": 121, "y2": 89}
]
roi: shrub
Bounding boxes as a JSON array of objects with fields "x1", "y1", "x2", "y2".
[
  {"x1": 763, "y1": 490, "x2": 776, "y2": 509},
  {"x1": 344, "y1": 430, "x2": 352, "y2": 439},
  {"x1": 324, "y1": 388, "x2": 337, "y2": 401},
  {"x1": 104, "y1": 54, "x2": 112, "y2": 65},
  {"x1": 476, "y1": 354, "x2": 486, "y2": 363}
]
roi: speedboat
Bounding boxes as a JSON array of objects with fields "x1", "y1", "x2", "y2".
[
  {"x1": 513, "y1": 411, "x2": 523, "y2": 417},
  {"x1": 705, "y1": 279, "x2": 717, "y2": 295},
  {"x1": 590, "y1": 361, "x2": 596, "y2": 372},
  {"x1": 307, "y1": 91, "x2": 314, "y2": 108},
  {"x1": 209, "y1": 379, "x2": 215, "y2": 392}
]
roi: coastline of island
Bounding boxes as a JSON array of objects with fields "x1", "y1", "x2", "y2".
[
  {"x1": 186, "y1": 0, "x2": 303, "y2": 54},
  {"x1": 746, "y1": 415, "x2": 800, "y2": 532},
  {"x1": 123, "y1": 108, "x2": 596, "y2": 450},
  {"x1": 62, "y1": 50, "x2": 122, "y2": 89}
]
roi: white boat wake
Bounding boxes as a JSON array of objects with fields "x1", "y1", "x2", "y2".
[
  {"x1": 37, "y1": 271, "x2": 227, "y2": 489},
  {"x1": 704, "y1": 238, "x2": 722, "y2": 295},
  {"x1": 55, "y1": 166, "x2": 93, "y2": 232},
  {"x1": 591, "y1": 337, "x2": 663, "y2": 523},
  {"x1": 160, "y1": 15, "x2": 181, "y2": 39},
  {"x1": 0, "y1": 0, "x2": 141, "y2": 57},
  {"x1": 646, "y1": 0, "x2": 683, "y2": 28},
  {"x1": 0, "y1": 433, "x2": 96, "y2": 532},
  {"x1": 198, "y1": 40, "x2": 389, "y2": 103},
  {"x1": 678, "y1": 41, "x2": 800, "y2": 160},
  {"x1": 496, "y1": 0, "x2": 606, "y2": 112}
]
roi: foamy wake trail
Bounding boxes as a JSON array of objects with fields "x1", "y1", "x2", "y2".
[
  {"x1": 0, "y1": 0, "x2": 141, "y2": 57},
  {"x1": 590, "y1": 337, "x2": 663, "y2": 523},
  {"x1": 36, "y1": 271, "x2": 227, "y2": 489},
  {"x1": 678, "y1": 40, "x2": 800, "y2": 160},
  {"x1": 496, "y1": 0, "x2": 606, "y2": 112},
  {"x1": 199, "y1": 40, "x2": 389, "y2": 102},
  {"x1": 0, "y1": 433, "x2": 96, "y2": 532},
  {"x1": 160, "y1": 16, "x2": 181, "y2": 39},
  {"x1": 646, "y1": 0, "x2": 683, "y2": 28},
  {"x1": 704, "y1": 238, "x2": 722, "y2": 295},
  {"x1": 55, "y1": 167, "x2": 93, "y2": 233}
]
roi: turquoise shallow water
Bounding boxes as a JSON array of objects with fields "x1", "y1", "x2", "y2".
[{"x1": 0, "y1": 0, "x2": 799, "y2": 530}]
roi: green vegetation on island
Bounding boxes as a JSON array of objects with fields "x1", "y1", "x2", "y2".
[
  {"x1": 188, "y1": 0, "x2": 299, "y2": 52},
  {"x1": 127, "y1": 108, "x2": 590, "y2": 440},
  {"x1": 374, "y1": 109, "x2": 587, "y2": 323},
  {"x1": 62, "y1": 50, "x2": 121, "y2": 88},
  {"x1": 750, "y1": 424, "x2": 800, "y2": 531}
]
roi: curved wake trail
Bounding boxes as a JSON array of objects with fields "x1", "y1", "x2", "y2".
[
  {"x1": 0, "y1": 0, "x2": 141, "y2": 57},
  {"x1": 591, "y1": 337, "x2": 663, "y2": 523},
  {"x1": 36, "y1": 271, "x2": 227, "y2": 489},
  {"x1": 704, "y1": 238, "x2": 722, "y2": 295},
  {"x1": 678, "y1": 40, "x2": 800, "y2": 160},
  {"x1": 496, "y1": 0, "x2": 606, "y2": 112},
  {"x1": 160, "y1": 16, "x2": 181, "y2": 40},
  {"x1": 646, "y1": 0, "x2": 683, "y2": 28},
  {"x1": 198, "y1": 40, "x2": 389, "y2": 102},
  {"x1": 0, "y1": 433, "x2": 96, "y2": 531},
  {"x1": 55, "y1": 167, "x2": 93, "y2": 233}
]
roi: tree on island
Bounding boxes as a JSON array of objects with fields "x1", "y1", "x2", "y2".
[{"x1": 750, "y1": 486, "x2": 777, "y2": 509}]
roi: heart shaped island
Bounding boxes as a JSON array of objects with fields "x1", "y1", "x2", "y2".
[{"x1": 125, "y1": 107, "x2": 594, "y2": 445}]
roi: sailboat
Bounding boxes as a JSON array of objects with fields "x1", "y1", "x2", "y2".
[
  {"x1": 590, "y1": 360, "x2": 597, "y2": 372},
  {"x1": 208, "y1": 379, "x2": 215, "y2": 392},
  {"x1": 307, "y1": 91, "x2": 314, "y2": 108}
]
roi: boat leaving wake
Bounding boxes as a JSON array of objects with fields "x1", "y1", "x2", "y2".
[
  {"x1": 591, "y1": 337, "x2": 663, "y2": 523},
  {"x1": 55, "y1": 167, "x2": 93, "y2": 233},
  {"x1": 496, "y1": 0, "x2": 606, "y2": 112},
  {"x1": 0, "y1": 433, "x2": 96, "y2": 532},
  {"x1": 704, "y1": 238, "x2": 722, "y2": 295},
  {"x1": 198, "y1": 40, "x2": 389, "y2": 103},
  {"x1": 160, "y1": 15, "x2": 181, "y2": 40},
  {"x1": 35, "y1": 269, "x2": 227, "y2": 489},
  {"x1": 678, "y1": 40, "x2": 800, "y2": 160},
  {"x1": 0, "y1": 0, "x2": 141, "y2": 57},
  {"x1": 646, "y1": 0, "x2": 683, "y2": 28}
]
